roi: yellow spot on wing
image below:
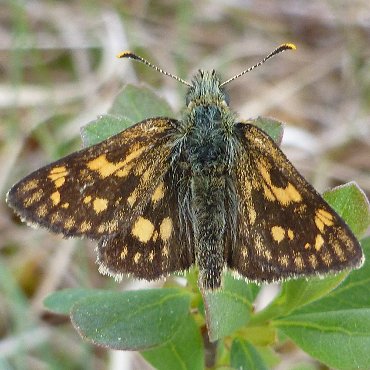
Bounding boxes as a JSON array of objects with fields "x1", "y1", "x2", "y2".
[
  {"x1": 93, "y1": 198, "x2": 108, "y2": 213},
  {"x1": 132, "y1": 217, "x2": 154, "y2": 243},
  {"x1": 162, "y1": 245, "x2": 169, "y2": 257},
  {"x1": 315, "y1": 234, "x2": 324, "y2": 251},
  {"x1": 64, "y1": 216, "x2": 75, "y2": 229},
  {"x1": 87, "y1": 154, "x2": 118, "y2": 178},
  {"x1": 271, "y1": 184, "x2": 302, "y2": 206},
  {"x1": 248, "y1": 208, "x2": 256, "y2": 225},
  {"x1": 50, "y1": 166, "x2": 67, "y2": 174},
  {"x1": 83, "y1": 196, "x2": 92, "y2": 204},
  {"x1": 134, "y1": 252, "x2": 141, "y2": 264},
  {"x1": 24, "y1": 189, "x2": 43, "y2": 207},
  {"x1": 333, "y1": 242, "x2": 345, "y2": 261},
  {"x1": 321, "y1": 251, "x2": 332, "y2": 266},
  {"x1": 262, "y1": 184, "x2": 276, "y2": 201},
  {"x1": 309, "y1": 254, "x2": 318, "y2": 268},
  {"x1": 97, "y1": 220, "x2": 118, "y2": 234},
  {"x1": 160, "y1": 217, "x2": 173, "y2": 242},
  {"x1": 294, "y1": 254, "x2": 304, "y2": 269},
  {"x1": 257, "y1": 160, "x2": 302, "y2": 205},
  {"x1": 54, "y1": 177, "x2": 65, "y2": 188},
  {"x1": 21, "y1": 179, "x2": 39, "y2": 193},
  {"x1": 87, "y1": 146, "x2": 146, "y2": 178},
  {"x1": 120, "y1": 246, "x2": 128, "y2": 259},
  {"x1": 152, "y1": 230, "x2": 158, "y2": 242},
  {"x1": 127, "y1": 190, "x2": 138, "y2": 207},
  {"x1": 278, "y1": 255, "x2": 289, "y2": 267},
  {"x1": 149, "y1": 250, "x2": 155, "y2": 262},
  {"x1": 315, "y1": 208, "x2": 334, "y2": 232},
  {"x1": 50, "y1": 191, "x2": 61, "y2": 206},
  {"x1": 36, "y1": 204, "x2": 48, "y2": 217},
  {"x1": 259, "y1": 162, "x2": 270, "y2": 184},
  {"x1": 151, "y1": 182, "x2": 165, "y2": 203},
  {"x1": 271, "y1": 226, "x2": 285, "y2": 243},
  {"x1": 315, "y1": 218, "x2": 325, "y2": 233},
  {"x1": 263, "y1": 250, "x2": 272, "y2": 261},
  {"x1": 48, "y1": 167, "x2": 68, "y2": 188},
  {"x1": 80, "y1": 221, "x2": 92, "y2": 232},
  {"x1": 115, "y1": 165, "x2": 132, "y2": 178},
  {"x1": 134, "y1": 162, "x2": 146, "y2": 176},
  {"x1": 317, "y1": 209, "x2": 333, "y2": 222},
  {"x1": 285, "y1": 183, "x2": 302, "y2": 202},
  {"x1": 142, "y1": 169, "x2": 152, "y2": 183},
  {"x1": 287, "y1": 229, "x2": 294, "y2": 240},
  {"x1": 50, "y1": 212, "x2": 62, "y2": 224}
]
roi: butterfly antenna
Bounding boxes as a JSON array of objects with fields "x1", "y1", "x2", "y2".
[
  {"x1": 219, "y1": 43, "x2": 296, "y2": 87},
  {"x1": 117, "y1": 51, "x2": 192, "y2": 87}
]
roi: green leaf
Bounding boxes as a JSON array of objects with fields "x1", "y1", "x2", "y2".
[
  {"x1": 273, "y1": 238, "x2": 370, "y2": 369},
  {"x1": 251, "y1": 273, "x2": 347, "y2": 326},
  {"x1": 323, "y1": 181, "x2": 370, "y2": 237},
  {"x1": 251, "y1": 116, "x2": 284, "y2": 145},
  {"x1": 109, "y1": 84, "x2": 173, "y2": 120},
  {"x1": 289, "y1": 236, "x2": 370, "y2": 314},
  {"x1": 274, "y1": 309, "x2": 370, "y2": 370},
  {"x1": 142, "y1": 315, "x2": 204, "y2": 370},
  {"x1": 230, "y1": 339, "x2": 269, "y2": 370},
  {"x1": 81, "y1": 114, "x2": 133, "y2": 146},
  {"x1": 81, "y1": 84, "x2": 174, "y2": 146},
  {"x1": 202, "y1": 272, "x2": 256, "y2": 342},
  {"x1": 289, "y1": 363, "x2": 317, "y2": 370},
  {"x1": 70, "y1": 288, "x2": 191, "y2": 350},
  {"x1": 44, "y1": 288, "x2": 108, "y2": 315}
]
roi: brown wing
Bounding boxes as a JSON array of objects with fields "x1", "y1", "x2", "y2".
[
  {"x1": 97, "y1": 169, "x2": 195, "y2": 280},
  {"x1": 7, "y1": 118, "x2": 177, "y2": 240},
  {"x1": 228, "y1": 122, "x2": 363, "y2": 282}
]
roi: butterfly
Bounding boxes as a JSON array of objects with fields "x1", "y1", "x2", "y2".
[{"x1": 6, "y1": 43, "x2": 363, "y2": 290}]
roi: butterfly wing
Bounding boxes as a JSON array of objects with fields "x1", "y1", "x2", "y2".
[
  {"x1": 229, "y1": 122, "x2": 363, "y2": 282},
  {"x1": 7, "y1": 118, "x2": 177, "y2": 240},
  {"x1": 97, "y1": 170, "x2": 195, "y2": 280}
]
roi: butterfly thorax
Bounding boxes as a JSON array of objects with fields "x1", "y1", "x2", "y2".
[{"x1": 182, "y1": 70, "x2": 237, "y2": 171}]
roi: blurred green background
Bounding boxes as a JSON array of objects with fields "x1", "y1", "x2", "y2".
[{"x1": 1, "y1": 1, "x2": 369, "y2": 369}]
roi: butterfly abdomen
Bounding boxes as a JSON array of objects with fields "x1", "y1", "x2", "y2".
[
  {"x1": 184, "y1": 104, "x2": 234, "y2": 290},
  {"x1": 191, "y1": 175, "x2": 227, "y2": 290}
]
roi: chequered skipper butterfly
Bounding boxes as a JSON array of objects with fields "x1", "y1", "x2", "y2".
[{"x1": 6, "y1": 44, "x2": 363, "y2": 290}]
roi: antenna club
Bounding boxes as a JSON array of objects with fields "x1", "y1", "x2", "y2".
[
  {"x1": 281, "y1": 43, "x2": 297, "y2": 51},
  {"x1": 116, "y1": 51, "x2": 139, "y2": 59}
]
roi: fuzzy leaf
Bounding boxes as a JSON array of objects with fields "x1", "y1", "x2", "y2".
[
  {"x1": 70, "y1": 288, "x2": 191, "y2": 350},
  {"x1": 202, "y1": 272, "x2": 256, "y2": 342},
  {"x1": 44, "y1": 288, "x2": 108, "y2": 315},
  {"x1": 142, "y1": 315, "x2": 204, "y2": 370},
  {"x1": 81, "y1": 84, "x2": 174, "y2": 146},
  {"x1": 251, "y1": 116, "x2": 284, "y2": 145},
  {"x1": 230, "y1": 339, "x2": 269, "y2": 370},
  {"x1": 323, "y1": 181, "x2": 370, "y2": 237},
  {"x1": 274, "y1": 237, "x2": 370, "y2": 369}
]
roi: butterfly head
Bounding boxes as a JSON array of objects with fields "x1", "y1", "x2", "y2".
[{"x1": 185, "y1": 70, "x2": 229, "y2": 108}]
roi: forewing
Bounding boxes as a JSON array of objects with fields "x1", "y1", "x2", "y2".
[
  {"x1": 229, "y1": 123, "x2": 363, "y2": 282},
  {"x1": 7, "y1": 118, "x2": 178, "y2": 239},
  {"x1": 97, "y1": 170, "x2": 195, "y2": 280}
]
